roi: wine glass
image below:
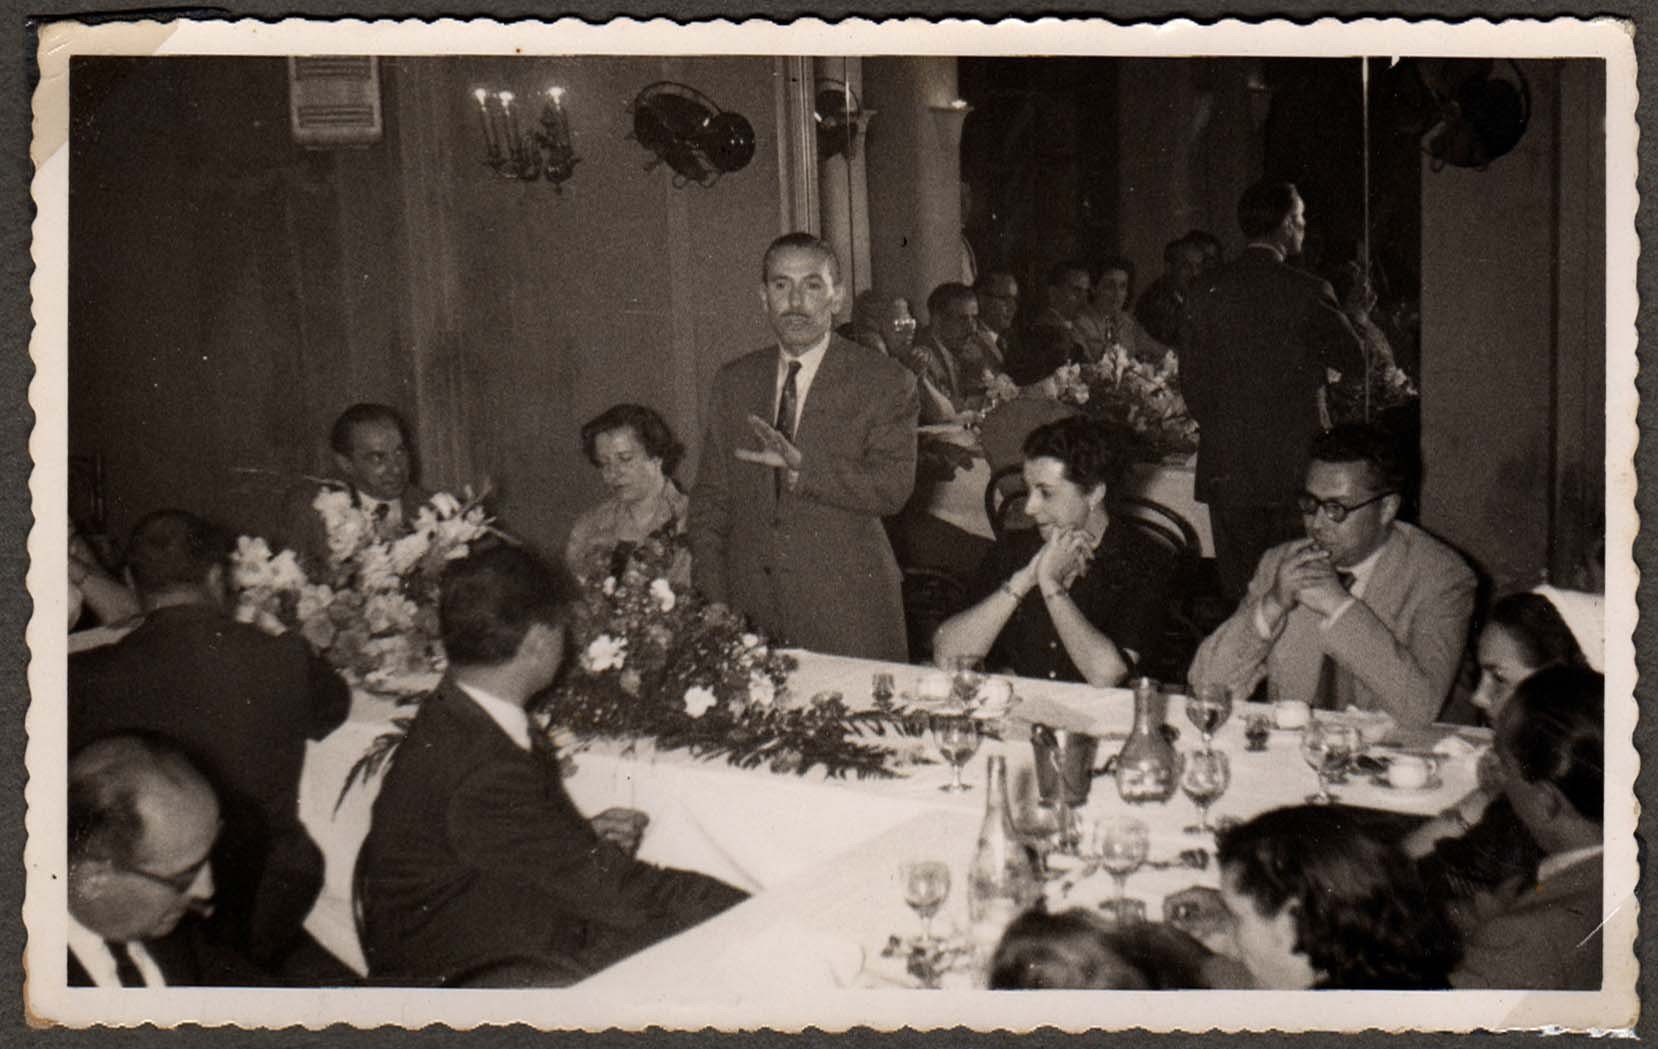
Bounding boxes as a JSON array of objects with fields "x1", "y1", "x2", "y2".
[
  {"x1": 1185, "y1": 684, "x2": 1233, "y2": 750},
  {"x1": 899, "y1": 860, "x2": 951, "y2": 946},
  {"x1": 871, "y1": 671, "x2": 896, "y2": 708},
  {"x1": 1090, "y1": 815, "x2": 1150, "y2": 919},
  {"x1": 1300, "y1": 719, "x2": 1356, "y2": 804},
  {"x1": 1180, "y1": 748, "x2": 1231, "y2": 834},
  {"x1": 945, "y1": 655, "x2": 985, "y2": 711},
  {"x1": 930, "y1": 714, "x2": 981, "y2": 792},
  {"x1": 1011, "y1": 795, "x2": 1066, "y2": 877}
]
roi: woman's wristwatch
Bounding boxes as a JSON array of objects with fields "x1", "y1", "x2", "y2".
[{"x1": 999, "y1": 579, "x2": 1030, "y2": 602}]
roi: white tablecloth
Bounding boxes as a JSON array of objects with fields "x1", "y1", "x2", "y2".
[{"x1": 298, "y1": 651, "x2": 1479, "y2": 980}]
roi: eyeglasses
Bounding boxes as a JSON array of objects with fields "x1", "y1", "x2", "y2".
[
  {"x1": 1296, "y1": 490, "x2": 1396, "y2": 524},
  {"x1": 118, "y1": 854, "x2": 210, "y2": 895}
]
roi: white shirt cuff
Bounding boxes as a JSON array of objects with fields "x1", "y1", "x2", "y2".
[{"x1": 1252, "y1": 600, "x2": 1278, "y2": 640}]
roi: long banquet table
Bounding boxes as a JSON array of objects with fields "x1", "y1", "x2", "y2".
[{"x1": 298, "y1": 651, "x2": 1484, "y2": 991}]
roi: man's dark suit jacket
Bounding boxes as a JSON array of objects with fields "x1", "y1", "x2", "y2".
[
  {"x1": 69, "y1": 604, "x2": 351, "y2": 970},
  {"x1": 356, "y1": 680, "x2": 745, "y2": 986},
  {"x1": 1181, "y1": 246, "x2": 1364, "y2": 507},
  {"x1": 67, "y1": 918, "x2": 268, "y2": 987}
]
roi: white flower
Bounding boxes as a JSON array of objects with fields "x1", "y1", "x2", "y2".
[
  {"x1": 601, "y1": 577, "x2": 617, "y2": 596},
  {"x1": 747, "y1": 673, "x2": 776, "y2": 708},
  {"x1": 364, "y1": 592, "x2": 418, "y2": 634},
  {"x1": 387, "y1": 531, "x2": 431, "y2": 574},
  {"x1": 295, "y1": 583, "x2": 335, "y2": 623},
  {"x1": 649, "y1": 578, "x2": 676, "y2": 612},
  {"x1": 428, "y1": 491, "x2": 462, "y2": 518},
  {"x1": 683, "y1": 686, "x2": 718, "y2": 719},
  {"x1": 266, "y1": 549, "x2": 308, "y2": 591},
  {"x1": 356, "y1": 544, "x2": 399, "y2": 593},
  {"x1": 740, "y1": 632, "x2": 761, "y2": 649},
  {"x1": 583, "y1": 634, "x2": 627, "y2": 672}
]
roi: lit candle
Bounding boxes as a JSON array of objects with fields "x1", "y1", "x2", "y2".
[
  {"x1": 472, "y1": 87, "x2": 498, "y2": 158},
  {"x1": 499, "y1": 91, "x2": 522, "y2": 162},
  {"x1": 545, "y1": 86, "x2": 570, "y2": 153}
]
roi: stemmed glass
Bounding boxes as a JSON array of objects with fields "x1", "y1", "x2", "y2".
[
  {"x1": 871, "y1": 671, "x2": 896, "y2": 708},
  {"x1": 1185, "y1": 684, "x2": 1234, "y2": 751},
  {"x1": 900, "y1": 860, "x2": 951, "y2": 947},
  {"x1": 1180, "y1": 748, "x2": 1231, "y2": 834},
  {"x1": 945, "y1": 655, "x2": 985, "y2": 711},
  {"x1": 1011, "y1": 793, "x2": 1066, "y2": 877},
  {"x1": 1090, "y1": 816, "x2": 1150, "y2": 922},
  {"x1": 930, "y1": 714, "x2": 981, "y2": 793},
  {"x1": 1300, "y1": 719, "x2": 1357, "y2": 804}
]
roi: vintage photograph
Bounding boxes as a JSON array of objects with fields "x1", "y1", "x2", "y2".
[{"x1": 24, "y1": 15, "x2": 1638, "y2": 1032}]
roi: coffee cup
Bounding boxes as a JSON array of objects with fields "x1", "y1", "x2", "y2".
[
  {"x1": 1272, "y1": 698, "x2": 1310, "y2": 730},
  {"x1": 1387, "y1": 753, "x2": 1439, "y2": 789}
]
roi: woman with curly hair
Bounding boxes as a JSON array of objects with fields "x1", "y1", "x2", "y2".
[
  {"x1": 564, "y1": 404, "x2": 691, "y2": 589},
  {"x1": 932, "y1": 416, "x2": 1173, "y2": 686},
  {"x1": 1211, "y1": 804, "x2": 1460, "y2": 989}
]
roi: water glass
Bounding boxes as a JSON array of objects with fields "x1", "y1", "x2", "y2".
[
  {"x1": 930, "y1": 714, "x2": 981, "y2": 792},
  {"x1": 1180, "y1": 748, "x2": 1231, "y2": 834},
  {"x1": 899, "y1": 860, "x2": 951, "y2": 946},
  {"x1": 1185, "y1": 684, "x2": 1233, "y2": 749}
]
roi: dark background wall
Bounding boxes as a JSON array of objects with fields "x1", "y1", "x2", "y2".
[{"x1": 70, "y1": 56, "x2": 782, "y2": 558}]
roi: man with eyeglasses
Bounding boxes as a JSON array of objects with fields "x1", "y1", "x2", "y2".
[
  {"x1": 1189, "y1": 424, "x2": 1475, "y2": 728},
  {"x1": 66, "y1": 734, "x2": 253, "y2": 986}
]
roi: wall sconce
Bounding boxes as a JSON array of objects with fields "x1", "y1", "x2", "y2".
[
  {"x1": 928, "y1": 98, "x2": 973, "y2": 156},
  {"x1": 472, "y1": 85, "x2": 581, "y2": 190}
]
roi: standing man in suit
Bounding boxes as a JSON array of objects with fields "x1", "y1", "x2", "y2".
[
  {"x1": 70, "y1": 510, "x2": 351, "y2": 979},
  {"x1": 689, "y1": 232, "x2": 918, "y2": 662},
  {"x1": 279, "y1": 403, "x2": 432, "y2": 576},
  {"x1": 1182, "y1": 180, "x2": 1366, "y2": 602},
  {"x1": 1453, "y1": 666, "x2": 1604, "y2": 990},
  {"x1": 1188, "y1": 425, "x2": 1475, "y2": 729},
  {"x1": 358, "y1": 545, "x2": 745, "y2": 986},
  {"x1": 66, "y1": 735, "x2": 236, "y2": 986}
]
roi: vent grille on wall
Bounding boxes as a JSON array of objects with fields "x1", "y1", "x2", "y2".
[{"x1": 287, "y1": 56, "x2": 383, "y2": 148}]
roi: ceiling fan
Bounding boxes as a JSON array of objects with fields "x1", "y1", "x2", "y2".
[{"x1": 629, "y1": 81, "x2": 756, "y2": 188}]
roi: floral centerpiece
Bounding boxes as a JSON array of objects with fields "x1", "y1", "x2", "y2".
[
  {"x1": 540, "y1": 529, "x2": 907, "y2": 779},
  {"x1": 232, "y1": 486, "x2": 494, "y2": 696},
  {"x1": 1053, "y1": 346, "x2": 1201, "y2": 462}
]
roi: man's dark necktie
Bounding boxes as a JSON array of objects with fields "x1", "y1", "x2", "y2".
[
  {"x1": 106, "y1": 940, "x2": 144, "y2": 987},
  {"x1": 774, "y1": 361, "x2": 801, "y2": 498},
  {"x1": 1312, "y1": 570, "x2": 1357, "y2": 709}
]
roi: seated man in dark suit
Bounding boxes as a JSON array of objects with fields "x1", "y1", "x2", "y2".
[
  {"x1": 67, "y1": 734, "x2": 255, "y2": 986},
  {"x1": 1006, "y1": 261, "x2": 1092, "y2": 385},
  {"x1": 70, "y1": 510, "x2": 351, "y2": 979},
  {"x1": 357, "y1": 545, "x2": 746, "y2": 986},
  {"x1": 278, "y1": 402, "x2": 432, "y2": 576},
  {"x1": 1189, "y1": 424, "x2": 1475, "y2": 728},
  {"x1": 1453, "y1": 666, "x2": 1605, "y2": 990}
]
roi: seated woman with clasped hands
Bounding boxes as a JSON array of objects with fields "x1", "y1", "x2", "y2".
[
  {"x1": 932, "y1": 417, "x2": 1172, "y2": 687},
  {"x1": 564, "y1": 403, "x2": 692, "y2": 589}
]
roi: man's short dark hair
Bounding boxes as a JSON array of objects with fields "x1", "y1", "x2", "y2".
[
  {"x1": 330, "y1": 403, "x2": 410, "y2": 456},
  {"x1": 1237, "y1": 180, "x2": 1300, "y2": 239},
  {"x1": 1217, "y1": 804, "x2": 1460, "y2": 989},
  {"x1": 69, "y1": 734, "x2": 204, "y2": 868},
  {"x1": 580, "y1": 403, "x2": 686, "y2": 478},
  {"x1": 439, "y1": 545, "x2": 577, "y2": 667},
  {"x1": 760, "y1": 232, "x2": 841, "y2": 286},
  {"x1": 1504, "y1": 666, "x2": 1604, "y2": 824},
  {"x1": 1183, "y1": 229, "x2": 1223, "y2": 255},
  {"x1": 1023, "y1": 417, "x2": 1130, "y2": 497},
  {"x1": 1308, "y1": 423, "x2": 1408, "y2": 494},
  {"x1": 990, "y1": 909, "x2": 1150, "y2": 990},
  {"x1": 926, "y1": 281, "x2": 977, "y2": 320},
  {"x1": 1045, "y1": 259, "x2": 1089, "y2": 289},
  {"x1": 1093, "y1": 254, "x2": 1137, "y2": 299},
  {"x1": 1485, "y1": 592, "x2": 1589, "y2": 672},
  {"x1": 124, "y1": 510, "x2": 233, "y2": 595}
]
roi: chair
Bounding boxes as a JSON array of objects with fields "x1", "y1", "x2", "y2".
[
  {"x1": 1114, "y1": 496, "x2": 1206, "y2": 681},
  {"x1": 984, "y1": 463, "x2": 1036, "y2": 541},
  {"x1": 902, "y1": 566, "x2": 969, "y2": 664}
]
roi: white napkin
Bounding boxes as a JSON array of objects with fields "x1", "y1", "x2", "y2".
[{"x1": 715, "y1": 921, "x2": 865, "y2": 990}]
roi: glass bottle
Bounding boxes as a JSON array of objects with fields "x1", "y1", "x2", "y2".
[
  {"x1": 1115, "y1": 677, "x2": 1178, "y2": 803},
  {"x1": 967, "y1": 755, "x2": 1042, "y2": 927}
]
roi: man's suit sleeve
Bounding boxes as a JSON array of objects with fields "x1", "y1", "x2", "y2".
[
  {"x1": 794, "y1": 369, "x2": 919, "y2": 517},
  {"x1": 688, "y1": 379, "x2": 734, "y2": 604},
  {"x1": 1323, "y1": 555, "x2": 1476, "y2": 728},
  {"x1": 447, "y1": 757, "x2": 680, "y2": 932},
  {"x1": 302, "y1": 643, "x2": 352, "y2": 740},
  {"x1": 1188, "y1": 547, "x2": 1282, "y2": 697}
]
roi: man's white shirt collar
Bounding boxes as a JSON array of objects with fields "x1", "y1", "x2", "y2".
[
  {"x1": 1338, "y1": 529, "x2": 1391, "y2": 600},
  {"x1": 776, "y1": 335, "x2": 831, "y2": 423},
  {"x1": 456, "y1": 681, "x2": 532, "y2": 751},
  {"x1": 1537, "y1": 843, "x2": 1603, "y2": 884},
  {"x1": 66, "y1": 913, "x2": 165, "y2": 987}
]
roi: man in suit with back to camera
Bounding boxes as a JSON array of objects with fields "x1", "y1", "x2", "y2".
[
  {"x1": 689, "y1": 232, "x2": 918, "y2": 662},
  {"x1": 1188, "y1": 424, "x2": 1475, "y2": 729},
  {"x1": 67, "y1": 734, "x2": 254, "y2": 987},
  {"x1": 357, "y1": 544, "x2": 746, "y2": 986},
  {"x1": 279, "y1": 402, "x2": 432, "y2": 576},
  {"x1": 69, "y1": 510, "x2": 351, "y2": 980},
  {"x1": 1181, "y1": 180, "x2": 1366, "y2": 602}
]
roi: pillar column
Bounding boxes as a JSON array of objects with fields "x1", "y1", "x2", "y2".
[{"x1": 815, "y1": 57, "x2": 874, "y2": 302}]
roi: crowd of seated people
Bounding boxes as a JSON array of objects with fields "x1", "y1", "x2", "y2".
[{"x1": 61, "y1": 226, "x2": 1610, "y2": 993}]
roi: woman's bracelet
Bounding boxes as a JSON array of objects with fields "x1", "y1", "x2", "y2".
[
  {"x1": 1040, "y1": 585, "x2": 1065, "y2": 601},
  {"x1": 999, "y1": 579, "x2": 1030, "y2": 602}
]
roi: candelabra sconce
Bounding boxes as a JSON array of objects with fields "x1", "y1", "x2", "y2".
[
  {"x1": 928, "y1": 98, "x2": 973, "y2": 157},
  {"x1": 472, "y1": 85, "x2": 581, "y2": 190}
]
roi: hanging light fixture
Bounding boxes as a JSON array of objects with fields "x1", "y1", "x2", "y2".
[{"x1": 471, "y1": 84, "x2": 581, "y2": 190}]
